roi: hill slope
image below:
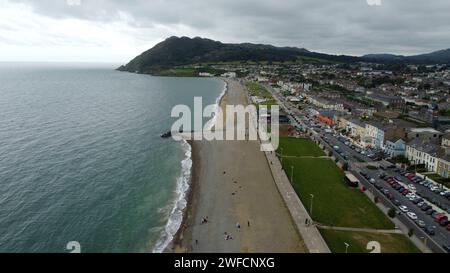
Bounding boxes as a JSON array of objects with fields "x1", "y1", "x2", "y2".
[
  {"x1": 118, "y1": 36, "x2": 358, "y2": 74},
  {"x1": 362, "y1": 49, "x2": 450, "y2": 64}
]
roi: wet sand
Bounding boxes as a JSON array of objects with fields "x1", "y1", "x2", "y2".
[{"x1": 171, "y1": 79, "x2": 306, "y2": 253}]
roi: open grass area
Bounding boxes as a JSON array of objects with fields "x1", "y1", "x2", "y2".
[
  {"x1": 157, "y1": 67, "x2": 198, "y2": 77},
  {"x1": 281, "y1": 157, "x2": 394, "y2": 229},
  {"x1": 245, "y1": 81, "x2": 272, "y2": 98},
  {"x1": 320, "y1": 229, "x2": 421, "y2": 253},
  {"x1": 278, "y1": 137, "x2": 325, "y2": 157}
]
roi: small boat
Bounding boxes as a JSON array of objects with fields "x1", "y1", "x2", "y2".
[{"x1": 160, "y1": 131, "x2": 172, "y2": 138}]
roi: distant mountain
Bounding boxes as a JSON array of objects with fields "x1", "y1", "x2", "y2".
[
  {"x1": 118, "y1": 36, "x2": 359, "y2": 74},
  {"x1": 408, "y1": 48, "x2": 450, "y2": 63},
  {"x1": 362, "y1": 53, "x2": 405, "y2": 61},
  {"x1": 362, "y1": 49, "x2": 450, "y2": 64}
]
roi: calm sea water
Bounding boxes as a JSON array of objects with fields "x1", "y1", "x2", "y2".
[{"x1": 0, "y1": 63, "x2": 224, "y2": 253}]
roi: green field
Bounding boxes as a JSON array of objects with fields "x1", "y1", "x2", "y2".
[
  {"x1": 245, "y1": 81, "x2": 272, "y2": 98},
  {"x1": 320, "y1": 229, "x2": 421, "y2": 253},
  {"x1": 157, "y1": 67, "x2": 198, "y2": 77},
  {"x1": 281, "y1": 157, "x2": 394, "y2": 229},
  {"x1": 278, "y1": 137, "x2": 325, "y2": 157}
]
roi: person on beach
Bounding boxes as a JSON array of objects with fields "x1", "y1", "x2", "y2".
[
  {"x1": 248, "y1": 220, "x2": 251, "y2": 227},
  {"x1": 201, "y1": 217, "x2": 209, "y2": 225},
  {"x1": 236, "y1": 222, "x2": 241, "y2": 232}
]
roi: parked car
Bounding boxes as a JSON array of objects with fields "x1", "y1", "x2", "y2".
[
  {"x1": 399, "y1": 206, "x2": 409, "y2": 213},
  {"x1": 407, "y1": 212, "x2": 418, "y2": 220},
  {"x1": 434, "y1": 213, "x2": 448, "y2": 223},
  {"x1": 443, "y1": 245, "x2": 450, "y2": 253},
  {"x1": 440, "y1": 219, "x2": 450, "y2": 227},
  {"x1": 426, "y1": 209, "x2": 436, "y2": 215},
  {"x1": 415, "y1": 219, "x2": 426, "y2": 228},
  {"x1": 424, "y1": 226, "x2": 436, "y2": 236},
  {"x1": 393, "y1": 199, "x2": 401, "y2": 206},
  {"x1": 408, "y1": 184, "x2": 416, "y2": 191},
  {"x1": 408, "y1": 195, "x2": 417, "y2": 201}
]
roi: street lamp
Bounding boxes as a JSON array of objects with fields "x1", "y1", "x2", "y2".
[
  {"x1": 344, "y1": 242, "x2": 350, "y2": 254},
  {"x1": 310, "y1": 194, "x2": 314, "y2": 217},
  {"x1": 420, "y1": 236, "x2": 428, "y2": 246},
  {"x1": 290, "y1": 166, "x2": 294, "y2": 184}
]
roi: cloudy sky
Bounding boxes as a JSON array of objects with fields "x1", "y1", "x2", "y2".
[{"x1": 1, "y1": 0, "x2": 449, "y2": 63}]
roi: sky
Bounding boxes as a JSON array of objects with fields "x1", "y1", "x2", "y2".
[{"x1": 0, "y1": 0, "x2": 449, "y2": 63}]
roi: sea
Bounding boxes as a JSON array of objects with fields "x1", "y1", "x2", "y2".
[{"x1": 0, "y1": 62, "x2": 225, "y2": 253}]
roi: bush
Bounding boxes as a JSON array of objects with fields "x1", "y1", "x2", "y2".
[
  {"x1": 388, "y1": 208, "x2": 397, "y2": 218},
  {"x1": 342, "y1": 163, "x2": 349, "y2": 171}
]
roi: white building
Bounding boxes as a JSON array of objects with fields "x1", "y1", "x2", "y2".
[
  {"x1": 406, "y1": 139, "x2": 439, "y2": 172},
  {"x1": 385, "y1": 139, "x2": 406, "y2": 158},
  {"x1": 221, "y1": 72, "x2": 237, "y2": 78}
]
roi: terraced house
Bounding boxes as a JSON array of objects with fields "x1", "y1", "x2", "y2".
[
  {"x1": 406, "y1": 138, "x2": 439, "y2": 172},
  {"x1": 437, "y1": 134, "x2": 450, "y2": 178}
]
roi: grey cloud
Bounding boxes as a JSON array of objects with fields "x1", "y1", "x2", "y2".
[{"x1": 9, "y1": 0, "x2": 450, "y2": 55}]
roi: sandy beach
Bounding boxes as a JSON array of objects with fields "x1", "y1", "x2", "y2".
[{"x1": 171, "y1": 79, "x2": 306, "y2": 253}]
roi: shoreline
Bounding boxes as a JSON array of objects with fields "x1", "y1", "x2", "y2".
[
  {"x1": 163, "y1": 77, "x2": 228, "y2": 253},
  {"x1": 169, "y1": 78, "x2": 305, "y2": 253}
]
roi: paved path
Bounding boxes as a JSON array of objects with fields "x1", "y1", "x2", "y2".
[{"x1": 316, "y1": 224, "x2": 403, "y2": 234}]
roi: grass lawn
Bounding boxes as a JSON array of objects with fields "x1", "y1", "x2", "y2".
[
  {"x1": 245, "y1": 81, "x2": 272, "y2": 98},
  {"x1": 320, "y1": 229, "x2": 421, "y2": 253},
  {"x1": 277, "y1": 137, "x2": 325, "y2": 157},
  {"x1": 281, "y1": 157, "x2": 394, "y2": 229}
]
